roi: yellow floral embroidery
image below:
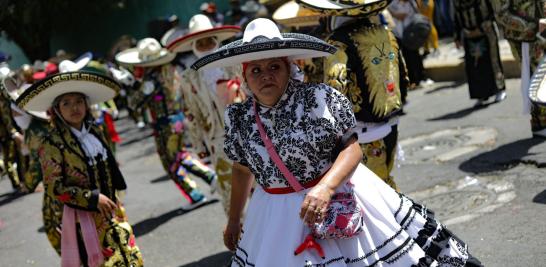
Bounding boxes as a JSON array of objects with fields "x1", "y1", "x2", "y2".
[
  {"x1": 324, "y1": 41, "x2": 363, "y2": 113},
  {"x1": 353, "y1": 26, "x2": 401, "y2": 118}
]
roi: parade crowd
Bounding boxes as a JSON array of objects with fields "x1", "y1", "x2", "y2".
[{"x1": 0, "y1": 0, "x2": 545, "y2": 266}]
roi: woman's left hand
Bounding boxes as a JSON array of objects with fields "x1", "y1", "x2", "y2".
[{"x1": 300, "y1": 184, "x2": 335, "y2": 225}]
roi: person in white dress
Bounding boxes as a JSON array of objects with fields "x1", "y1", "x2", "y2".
[{"x1": 192, "y1": 18, "x2": 483, "y2": 267}]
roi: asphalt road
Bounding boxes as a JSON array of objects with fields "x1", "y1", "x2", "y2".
[{"x1": 0, "y1": 78, "x2": 545, "y2": 266}]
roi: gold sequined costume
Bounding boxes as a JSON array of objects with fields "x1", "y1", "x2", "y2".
[
  {"x1": 322, "y1": 19, "x2": 409, "y2": 190},
  {"x1": 491, "y1": 0, "x2": 546, "y2": 133},
  {"x1": 38, "y1": 118, "x2": 143, "y2": 266}
]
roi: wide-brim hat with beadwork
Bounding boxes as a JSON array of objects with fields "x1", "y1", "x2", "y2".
[
  {"x1": 167, "y1": 14, "x2": 241, "y2": 53},
  {"x1": 16, "y1": 71, "x2": 120, "y2": 113},
  {"x1": 115, "y1": 38, "x2": 176, "y2": 67},
  {"x1": 295, "y1": 0, "x2": 391, "y2": 17},
  {"x1": 273, "y1": 0, "x2": 325, "y2": 27},
  {"x1": 191, "y1": 18, "x2": 337, "y2": 70}
]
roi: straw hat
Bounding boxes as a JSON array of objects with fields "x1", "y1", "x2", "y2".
[
  {"x1": 115, "y1": 38, "x2": 176, "y2": 67},
  {"x1": 273, "y1": 0, "x2": 324, "y2": 27},
  {"x1": 191, "y1": 18, "x2": 336, "y2": 70},
  {"x1": 167, "y1": 14, "x2": 241, "y2": 53},
  {"x1": 295, "y1": 0, "x2": 391, "y2": 17}
]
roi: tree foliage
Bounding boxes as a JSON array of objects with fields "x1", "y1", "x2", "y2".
[{"x1": 0, "y1": 0, "x2": 126, "y2": 61}]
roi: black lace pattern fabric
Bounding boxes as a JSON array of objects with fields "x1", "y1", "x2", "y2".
[{"x1": 224, "y1": 79, "x2": 356, "y2": 189}]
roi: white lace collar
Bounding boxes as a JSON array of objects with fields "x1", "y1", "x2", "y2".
[{"x1": 70, "y1": 125, "x2": 108, "y2": 165}]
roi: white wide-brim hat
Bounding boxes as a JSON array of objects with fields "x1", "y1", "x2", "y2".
[
  {"x1": 1, "y1": 76, "x2": 49, "y2": 119},
  {"x1": 58, "y1": 52, "x2": 93, "y2": 73},
  {"x1": 241, "y1": 0, "x2": 262, "y2": 13},
  {"x1": 296, "y1": 0, "x2": 391, "y2": 17},
  {"x1": 273, "y1": 0, "x2": 325, "y2": 27},
  {"x1": 17, "y1": 71, "x2": 120, "y2": 113},
  {"x1": 167, "y1": 14, "x2": 241, "y2": 53},
  {"x1": 160, "y1": 27, "x2": 188, "y2": 46},
  {"x1": 191, "y1": 18, "x2": 337, "y2": 71},
  {"x1": 115, "y1": 38, "x2": 176, "y2": 67}
]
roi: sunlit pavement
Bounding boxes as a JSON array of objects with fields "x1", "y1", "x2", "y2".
[{"x1": 1, "y1": 78, "x2": 545, "y2": 266}]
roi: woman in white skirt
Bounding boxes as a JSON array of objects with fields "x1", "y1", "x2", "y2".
[{"x1": 191, "y1": 18, "x2": 482, "y2": 267}]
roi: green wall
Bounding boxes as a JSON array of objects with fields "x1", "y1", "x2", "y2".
[
  {"x1": 52, "y1": 0, "x2": 229, "y2": 57},
  {"x1": 0, "y1": 32, "x2": 29, "y2": 68},
  {"x1": 4, "y1": 0, "x2": 229, "y2": 67}
]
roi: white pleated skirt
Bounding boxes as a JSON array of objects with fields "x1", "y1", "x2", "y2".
[{"x1": 231, "y1": 164, "x2": 482, "y2": 267}]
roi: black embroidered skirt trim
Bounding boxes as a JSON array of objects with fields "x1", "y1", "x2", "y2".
[{"x1": 231, "y1": 193, "x2": 482, "y2": 267}]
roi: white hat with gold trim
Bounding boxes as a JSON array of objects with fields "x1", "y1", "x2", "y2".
[{"x1": 16, "y1": 71, "x2": 119, "y2": 113}]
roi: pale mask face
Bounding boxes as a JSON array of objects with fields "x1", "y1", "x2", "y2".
[{"x1": 192, "y1": 37, "x2": 219, "y2": 58}]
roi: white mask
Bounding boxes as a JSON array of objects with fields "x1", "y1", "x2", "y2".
[{"x1": 192, "y1": 38, "x2": 219, "y2": 59}]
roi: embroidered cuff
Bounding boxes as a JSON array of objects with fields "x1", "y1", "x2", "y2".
[
  {"x1": 340, "y1": 131, "x2": 357, "y2": 148},
  {"x1": 88, "y1": 189, "x2": 100, "y2": 211}
]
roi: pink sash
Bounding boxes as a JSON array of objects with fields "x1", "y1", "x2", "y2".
[
  {"x1": 253, "y1": 101, "x2": 305, "y2": 192},
  {"x1": 61, "y1": 205, "x2": 104, "y2": 267}
]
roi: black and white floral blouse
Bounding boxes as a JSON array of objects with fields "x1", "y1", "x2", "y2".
[{"x1": 224, "y1": 79, "x2": 356, "y2": 189}]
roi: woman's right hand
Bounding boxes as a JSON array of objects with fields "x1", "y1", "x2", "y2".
[
  {"x1": 224, "y1": 162, "x2": 253, "y2": 251},
  {"x1": 223, "y1": 219, "x2": 242, "y2": 251},
  {"x1": 98, "y1": 194, "x2": 117, "y2": 219}
]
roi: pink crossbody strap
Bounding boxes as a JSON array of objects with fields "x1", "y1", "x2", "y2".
[{"x1": 253, "y1": 101, "x2": 305, "y2": 192}]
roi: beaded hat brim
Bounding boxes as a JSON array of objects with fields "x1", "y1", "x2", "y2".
[
  {"x1": 191, "y1": 33, "x2": 337, "y2": 70},
  {"x1": 17, "y1": 71, "x2": 119, "y2": 112}
]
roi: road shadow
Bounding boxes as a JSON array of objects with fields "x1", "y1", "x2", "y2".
[
  {"x1": 425, "y1": 80, "x2": 466, "y2": 95},
  {"x1": 427, "y1": 103, "x2": 491, "y2": 121},
  {"x1": 150, "y1": 175, "x2": 170, "y2": 184},
  {"x1": 126, "y1": 144, "x2": 157, "y2": 162},
  {"x1": 119, "y1": 131, "x2": 154, "y2": 147},
  {"x1": 0, "y1": 191, "x2": 26, "y2": 207},
  {"x1": 132, "y1": 199, "x2": 218, "y2": 237},
  {"x1": 532, "y1": 189, "x2": 546, "y2": 204},
  {"x1": 116, "y1": 123, "x2": 146, "y2": 135},
  {"x1": 178, "y1": 251, "x2": 233, "y2": 267},
  {"x1": 459, "y1": 137, "x2": 546, "y2": 173}
]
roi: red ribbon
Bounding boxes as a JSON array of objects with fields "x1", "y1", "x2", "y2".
[{"x1": 294, "y1": 233, "x2": 325, "y2": 259}]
